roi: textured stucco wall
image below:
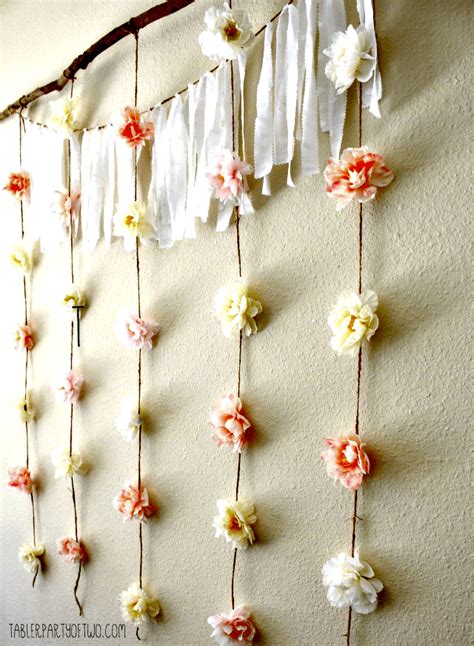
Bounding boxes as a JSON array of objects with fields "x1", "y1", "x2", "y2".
[{"x1": 0, "y1": 1, "x2": 471, "y2": 645}]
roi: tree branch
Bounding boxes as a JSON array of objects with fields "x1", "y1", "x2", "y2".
[{"x1": 0, "y1": 0, "x2": 195, "y2": 122}]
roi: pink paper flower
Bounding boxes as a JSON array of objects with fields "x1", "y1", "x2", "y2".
[
  {"x1": 209, "y1": 395, "x2": 252, "y2": 453},
  {"x1": 52, "y1": 188, "x2": 81, "y2": 230},
  {"x1": 8, "y1": 466, "x2": 33, "y2": 494},
  {"x1": 321, "y1": 435, "x2": 370, "y2": 491},
  {"x1": 116, "y1": 311, "x2": 159, "y2": 351},
  {"x1": 208, "y1": 606, "x2": 257, "y2": 644},
  {"x1": 13, "y1": 324, "x2": 34, "y2": 351},
  {"x1": 4, "y1": 171, "x2": 30, "y2": 200},
  {"x1": 113, "y1": 482, "x2": 157, "y2": 522},
  {"x1": 57, "y1": 537, "x2": 88, "y2": 564},
  {"x1": 207, "y1": 149, "x2": 252, "y2": 205},
  {"x1": 117, "y1": 106, "x2": 154, "y2": 148},
  {"x1": 324, "y1": 146, "x2": 394, "y2": 211},
  {"x1": 56, "y1": 370, "x2": 84, "y2": 404}
]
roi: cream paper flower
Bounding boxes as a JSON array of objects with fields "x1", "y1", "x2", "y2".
[
  {"x1": 328, "y1": 290, "x2": 379, "y2": 355},
  {"x1": 322, "y1": 552, "x2": 383, "y2": 614},
  {"x1": 48, "y1": 95, "x2": 80, "y2": 137},
  {"x1": 19, "y1": 543, "x2": 45, "y2": 574},
  {"x1": 10, "y1": 243, "x2": 32, "y2": 273},
  {"x1": 214, "y1": 280, "x2": 262, "y2": 338},
  {"x1": 323, "y1": 25, "x2": 375, "y2": 94},
  {"x1": 113, "y1": 201, "x2": 155, "y2": 252},
  {"x1": 199, "y1": 3, "x2": 253, "y2": 61},
  {"x1": 116, "y1": 404, "x2": 142, "y2": 442},
  {"x1": 63, "y1": 287, "x2": 86, "y2": 318},
  {"x1": 119, "y1": 583, "x2": 160, "y2": 626},
  {"x1": 16, "y1": 395, "x2": 34, "y2": 424},
  {"x1": 213, "y1": 499, "x2": 257, "y2": 549},
  {"x1": 51, "y1": 445, "x2": 86, "y2": 479}
]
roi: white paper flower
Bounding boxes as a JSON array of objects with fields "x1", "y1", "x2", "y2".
[
  {"x1": 48, "y1": 95, "x2": 80, "y2": 137},
  {"x1": 116, "y1": 404, "x2": 142, "y2": 442},
  {"x1": 16, "y1": 396, "x2": 34, "y2": 423},
  {"x1": 199, "y1": 3, "x2": 253, "y2": 61},
  {"x1": 323, "y1": 25, "x2": 375, "y2": 94},
  {"x1": 51, "y1": 445, "x2": 86, "y2": 479},
  {"x1": 10, "y1": 243, "x2": 32, "y2": 273},
  {"x1": 214, "y1": 280, "x2": 262, "y2": 338},
  {"x1": 63, "y1": 287, "x2": 86, "y2": 318},
  {"x1": 328, "y1": 290, "x2": 379, "y2": 355},
  {"x1": 119, "y1": 583, "x2": 160, "y2": 626},
  {"x1": 213, "y1": 499, "x2": 257, "y2": 549},
  {"x1": 113, "y1": 201, "x2": 155, "y2": 252},
  {"x1": 322, "y1": 552, "x2": 383, "y2": 614},
  {"x1": 19, "y1": 543, "x2": 45, "y2": 574}
]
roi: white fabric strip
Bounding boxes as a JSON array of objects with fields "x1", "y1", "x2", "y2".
[
  {"x1": 81, "y1": 128, "x2": 107, "y2": 252},
  {"x1": 102, "y1": 125, "x2": 116, "y2": 247},
  {"x1": 295, "y1": 0, "x2": 308, "y2": 143},
  {"x1": 236, "y1": 51, "x2": 247, "y2": 159},
  {"x1": 301, "y1": 0, "x2": 319, "y2": 176},
  {"x1": 166, "y1": 95, "x2": 188, "y2": 242},
  {"x1": 184, "y1": 83, "x2": 197, "y2": 239},
  {"x1": 357, "y1": 0, "x2": 382, "y2": 118},
  {"x1": 70, "y1": 131, "x2": 82, "y2": 237},
  {"x1": 285, "y1": 3, "x2": 300, "y2": 187},
  {"x1": 254, "y1": 21, "x2": 274, "y2": 193},
  {"x1": 273, "y1": 6, "x2": 289, "y2": 166}
]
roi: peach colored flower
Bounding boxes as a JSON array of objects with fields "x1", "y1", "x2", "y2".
[
  {"x1": 117, "y1": 106, "x2": 154, "y2": 148},
  {"x1": 52, "y1": 188, "x2": 81, "y2": 231},
  {"x1": 208, "y1": 606, "x2": 257, "y2": 644},
  {"x1": 56, "y1": 370, "x2": 84, "y2": 404},
  {"x1": 209, "y1": 395, "x2": 252, "y2": 453},
  {"x1": 57, "y1": 537, "x2": 88, "y2": 564},
  {"x1": 116, "y1": 311, "x2": 159, "y2": 351},
  {"x1": 324, "y1": 146, "x2": 393, "y2": 210},
  {"x1": 321, "y1": 435, "x2": 370, "y2": 491},
  {"x1": 207, "y1": 149, "x2": 252, "y2": 205},
  {"x1": 13, "y1": 324, "x2": 34, "y2": 351},
  {"x1": 8, "y1": 466, "x2": 33, "y2": 494},
  {"x1": 4, "y1": 171, "x2": 30, "y2": 200},
  {"x1": 114, "y1": 482, "x2": 157, "y2": 522}
]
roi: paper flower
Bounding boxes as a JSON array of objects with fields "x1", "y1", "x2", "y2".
[
  {"x1": 4, "y1": 171, "x2": 30, "y2": 200},
  {"x1": 10, "y1": 243, "x2": 32, "y2": 273},
  {"x1": 116, "y1": 311, "x2": 159, "y2": 351},
  {"x1": 321, "y1": 435, "x2": 370, "y2": 491},
  {"x1": 323, "y1": 25, "x2": 375, "y2": 94},
  {"x1": 51, "y1": 446, "x2": 86, "y2": 479},
  {"x1": 16, "y1": 395, "x2": 34, "y2": 423},
  {"x1": 12, "y1": 324, "x2": 34, "y2": 351},
  {"x1": 8, "y1": 466, "x2": 33, "y2": 494},
  {"x1": 208, "y1": 606, "x2": 257, "y2": 645},
  {"x1": 207, "y1": 149, "x2": 253, "y2": 206},
  {"x1": 214, "y1": 280, "x2": 262, "y2": 338},
  {"x1": 199, "y1": 3, "x2": 253, "y2": 61},
  {"x1": 119, "y1": 583, "x2": 160, "y2": 626},
  {"x1": 213, "y1": 499, "x2": 256, "y2": 549},
  {"x1": 328, "y1": 290, "x2": 379, "y2": 356},
  {"x1": 48, "y1": 95, "x2": 80, "y2": 137},
  {"x1": 52, "y1": 188, "x2": 81, "y2": 231},
  {"x1": 63, "y1": 287, "x2": 86, "y2": 317},
  {"x1": 56, "y1": 370, "x2": 84, "y2": 404},
  {"x1": 57, "y1": 537, "x2": 88, "y2": 565},
  {"x1": 116, "y1": 405, "x2": 143, "y2": 442},
  {"x1": 19, "y1": 544, "x2": 44, "y2": 574},
  {"x1": 117, "y1": 106, "x2": 154, "y2": 148},
  {"x1": 113, "y1": 201, "x2": 155, "y2": 252},
  {"x1": 209, "y1": 394, "x2": 252, "y2": 453},
  {"x1": 322, "y1": 552, "x2": 383, "y2": 614},
  {"x1": 114, "y1": 482, "x2": 157, "y2": 522},
  {"x1": 324, "y1": 147, "x2": 394, "y2": 211}
]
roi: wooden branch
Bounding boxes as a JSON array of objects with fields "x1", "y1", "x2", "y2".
[{"x1": 0, "y1": 0, "x2": 195, "y2": 122}]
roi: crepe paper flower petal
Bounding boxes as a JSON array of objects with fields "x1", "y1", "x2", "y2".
[
  {"x1": 322, "y1": 552, "x2": 383, "y2": 614},
  {"x1": 328, "y1": 290, "x2": 379, "y2": 355},
  {"x1": 12, "y1": 324, "x2": 34, "y2": 351},
  {"x1": 113, "y1": 201, "x2": 156, "y2": 251},
  {"x1": 321, "y1": 435, "x2": 370, "y2": 490},
  {"x1": 16, "y1": 395, "x2": 34, "y2": 423},
  {"x1": 8, "y1": 466, "x2": 33, "y2": 494},
  {"x1": 10, "y1": 243, "x2": 32, "y2": 273},
  {"x1": 116, "y1": 311, "x2": 160, "y2": 351},
  {"x1": 213, "y1": 499, "x2": 257, "y2": 549},
  {"x1": 116, "y1": 405, "x2": 143, "y2": 442},
  {"x1": 208, "y1": 606, "x2": 257, "y2": 644},
  {"x1": 113, "y1": 482, "x2": 157, "y2": 522},
  {"x1": 214, "y1": 279, "x2": 262, "y2": 338},
  {"x1": 48, "y1": 96, "x2": 80, "y2": 137},
  {"x1": 207, "y1": 149, "x2": 253, "y2": 206},
  {"x1": 117, "y1": 106, "x2": 154, "y2": 149},
  {"x1": 209, "y1": 394, "x2": 252, "y2": 453},
  {"x1": 4, "y1": 171, "x2": 30, "y2": 200},
  {"x1": 119, "y1": 583, "x2": 160, "y2": 625},
  {"x1": 323, "y1": 25, "x2": 376, "y2": 94},
  {"x1": 51, "y1": 446, "x2": 86, "y2": 479},
  {"x1": 19, "y1": 544, "x2": 45, "y2": 574},
  {"x1": 56, "y1": 370, "x2": 84, "y2": 404},
  {"x1": 57, "y1": 537, "x2": 88, "y2": 565},
  {"x1": 199, "y1": 3, "x2": 253, "y2": 62}
]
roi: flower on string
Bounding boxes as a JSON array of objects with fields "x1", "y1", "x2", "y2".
[
  {"x1": 116, "y1": 404, "x2": 143, "y2": 442},
  {"x1": 12, "y1": 324, "x2": 34, "y2": 351},
  {"x1": 119, "y1": 583, "x2": 160, "y2": 625},
  {"x1": 19, "y1": 544, "x2": 45, "y2": 574},
  {"x1": 63, "y1": 287, "x2": 86, "y2": 318},
  {"x1": 8, "y1": 466, "x2": 33, "y2": 494},
  {"x1": 322, "y1": 552, "x2": 383, "y2": 614},
  {"x1": 52, "y1": 188, "x2": 81, "y2": 232},
  {"x1": 10, "y1": 243, "x2": 32, "y2": 273},
  {"x1": 324, "y1": 147, "x2": 394, "y2": 211},
  {"x1": 323, "y1": 25, "x2": 375, "y2": 94},
  {"x1": 48, "y1": 96, "x2": 80, "y2": 137},
  {"x1": 328, "y1": 290, "x2": 379, "y2": 356},
  {"x1": 4, "y1": 171, "x2": 30, "y2": 200},
  {"x1": 213, "y1": 499, "x2": 257, "y2": 549},
  {"x1": 117, "y1": 106, "x2": 154, "y2": 148},
  {"x1": 57, "y1": 537, "x2": 88, "y2": 565},
  {"x1": 208, "y1": 606, "x2": 257, "y2": 645},
  {"x1": 116, "y1": 311, "x2": 159, "y2": 351},
  {"x1": 113, "y1": 201, "x2": 155, "y2": 252},
  {"x1": 207, "y1": 149, "x2": 253, "y2": 206},
  {"x1": 199, "y1": 3, "x2": 253, "y2": 61},
  {"x1": 51, "y1": 446, "x2": 86, "y2": 479},
  {"x1": 113, "y1": 482, "x2": 157, "y2": 522},
  {"x1": 214, "y1": 279, "x2": 262, "y2": 338},
  {"x1": 16, "y1": 395, "x2": 34, "y2": 423},
  {"x1": 56, "y1": 370, "x2": 84, "y2": 404},
  {"x1": 209, "y1": 394, "x2": 252, "y2": 453},
  {"x1": 321, "y1": 435, "x2": 370, "y2": 491}
]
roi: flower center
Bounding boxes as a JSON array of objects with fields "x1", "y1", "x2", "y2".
[
  {"x1": 229, "y1": 514, "x2": 241, "y2": 532},
  {"x1": 223, "y1": 20, "x2": 239, "y2": 41}
]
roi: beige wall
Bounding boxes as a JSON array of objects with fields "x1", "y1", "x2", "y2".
[{"x1": 0, "y1": 1, "x2": 471, "y2": 644}]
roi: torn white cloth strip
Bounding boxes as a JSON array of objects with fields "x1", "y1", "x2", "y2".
[
  {"x1": 151, "y1": 106, "x2": 173, "y2": 248},
  {"x1": 254, "y1": 21, "x2": 274, "y2": 187},
  {"x1": 166, "y1": 94, "x2": 188, "y2": 242},
  {"x1": 301, "y1": 0, "x2": 319, "y2": 175},
  {"x1": 70, "y1": 131, "x2": 82, "y2": 237},
  {"x1": 357, "y1": 0, "x2": 382, "y2": 118},
  {"x1": 236, "y1": 50, "x2": 247, "y2": 159},
  {"x1": 273, "y1": 6, "x2": 289, "y2": 165},
  {"x1": 285, "y1": 2, "x2": 300, "y2": 187},
  {"x1": 81, "y1": 128, "x2": 107, "y2": 252},
  {"x1": 295, "y1": 0, "x2": 308, "y2": 143},
  {"x1": 186, "y1": 77, "x2": 206, "y2": 227},
  {"x1": 184, "y1": 83, "x2": 197, "y2": 239},
  {"x1": 102, "y1": 125, "x2": 116, "y2": 247},
  {"x1": 115, "y1": 136, "x2": 135, "y2": 208}
]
